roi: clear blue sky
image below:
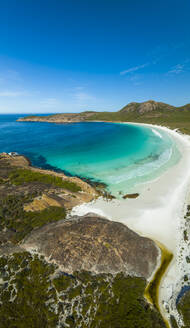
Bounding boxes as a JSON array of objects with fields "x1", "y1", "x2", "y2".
[{"x1": 0, "y1": 0, "x2": 190, "y2": 113}]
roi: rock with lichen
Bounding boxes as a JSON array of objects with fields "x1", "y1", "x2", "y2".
[{"x1": 22, "y1": 213, "x2": 159, "y2": 279}]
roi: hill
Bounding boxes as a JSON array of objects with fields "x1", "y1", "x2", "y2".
[
  {"x1": 119, "y1": 100, "x2": 175, "y2": 114},
  {"x1": 18, "y1": 100, "x2": 190, "y2": 134}
]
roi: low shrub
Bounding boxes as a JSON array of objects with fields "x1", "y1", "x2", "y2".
[{"x1": 9, "y1": 168, "x2": 81, "y2": 192}]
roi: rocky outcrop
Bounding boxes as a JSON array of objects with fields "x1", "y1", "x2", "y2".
[
  {"x1": 119, "y1": 100, "x2": 175, "y2": 114},
  {"x1": 123, "y1": 193, "x2": 139, "y2": 199},
  {"x1": 0, "y1": 152, "x2": 30, "y2": 167},
  {"x1": 22, "y1": 213, "x2": 159, "y2": 279},
  {"x1": 24, "y1": 188, "x2": 95, "y2": 211},
  {"x1": 24, "y1": 193, "x2": 63, "y2": 211},
  {"x1": 0, "y1": 152, "x2": 98, "y2": 211},
  {"x1": 17, "y1": 111, "x2": 96, "y2": 123}
]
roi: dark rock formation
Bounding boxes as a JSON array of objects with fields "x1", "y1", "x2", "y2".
[
  {"x1": 123, "y1": 193, "x2": 139, "y2": 199},
  {"x1": 22, "y1": 213, "x2": 159, "y2": 279}
]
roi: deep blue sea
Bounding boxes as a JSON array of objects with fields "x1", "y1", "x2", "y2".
[{"x1": 0, "y1": 114, "x2": 180, "y2": 197}]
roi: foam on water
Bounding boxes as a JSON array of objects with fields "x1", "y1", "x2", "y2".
[{"x1": 151, "y1": 128, "x2": 163, "y2": 139}]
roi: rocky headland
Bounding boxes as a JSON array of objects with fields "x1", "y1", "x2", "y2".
[
  {"x1": 0, "y1": 152, "x2": 160, "y2": 280},
  {"x1": 0, "y1": 151, "x2": 168, "y2": 327},
  {"x1": 17, "y1": 111, "x2": 97, "y2": 123},
  {"x1": 17, "y1": 100, "x2": 190, "y2": 134},
  {"x1": 0, "y1": 152, "x2": 99, "y2": 246}
]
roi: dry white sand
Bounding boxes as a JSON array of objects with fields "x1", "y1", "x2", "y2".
[{"x1": 71, "y1": 123, "x2": 190, "y2": 325}]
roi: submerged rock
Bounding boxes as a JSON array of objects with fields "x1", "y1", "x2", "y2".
[{"x1": 22, "y1": 213, "x2": 159, "y2": 279}]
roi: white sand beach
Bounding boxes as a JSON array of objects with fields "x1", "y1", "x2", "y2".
[{"x1": 71, "y1": 123, "x2": 190, "y2": 326}]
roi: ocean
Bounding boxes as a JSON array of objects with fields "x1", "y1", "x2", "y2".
[{"x1": 0, "y1": 114, "x2": 181, "y2": 197}]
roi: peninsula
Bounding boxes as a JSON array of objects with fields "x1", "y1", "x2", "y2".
[{"x1": 18, "y1": 100, "x2": 190, "y2": 134}]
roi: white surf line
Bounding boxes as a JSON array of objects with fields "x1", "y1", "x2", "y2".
[{"x1": 71, "y1": 123, "x2": 190, "y2": 326}]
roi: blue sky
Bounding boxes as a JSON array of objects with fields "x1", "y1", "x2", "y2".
[{"x1": 0, "y1": 0, "x2": 190, "y2": 113}]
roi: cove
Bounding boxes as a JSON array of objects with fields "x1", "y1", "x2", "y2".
[{"x1": 0, "y1": 115, "x2": 180, "y2": 197}]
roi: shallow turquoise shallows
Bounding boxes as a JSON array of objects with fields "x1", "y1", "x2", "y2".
[{"x1": 0, "y1": 115, "x2": 180, "y2": 197}]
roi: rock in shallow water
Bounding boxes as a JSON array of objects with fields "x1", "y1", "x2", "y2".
[{"x1": 22, "y1": 213, "x2": 159, "y2": 279}]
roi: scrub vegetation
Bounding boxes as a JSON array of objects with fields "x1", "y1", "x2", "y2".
[
  {"x1": 0, "y1": 193, "x2": 66, "y2": 243},
  {"x1": 176, "y1": 205, "x2": 190, "y2": 328},
  {"x1": 88, "y1": 109, "x2": 190, "y2": 134},
  {"x1": 0, "y1": 253, "x2": 58, "y2": 328},
  {"x1": 177, "y1": 290, "x2": 190, "y2": 328},
  {"x1": 0, "y1": 252, "x2": 166, "y2": 328},
  {"x1": 0, "y1": 163, "x2": 73, "y2": 243},
  {"x1": 9, "y1": 168, "x2": 81, "y2": 192}
]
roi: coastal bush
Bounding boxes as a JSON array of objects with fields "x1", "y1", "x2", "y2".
[
  {"x1": 88, "y1": 110, "x2": 190, "y2": 134},
  {"x1": 92, "y1": 274, "x2": 166, "y2": 328},
  {"x1": 0, "y1": 253, "x2": 166, "y2": 328},
  {"x1": 170, "y1": 315, "x2": 178, "y2": 328},
  {"x1": 0, "y1": 253, "x2": 58, "y2": 328},
  {"x1": 9, "y1": 168, "x2": 81, "y2": 192},
  {"x1": 184, "y1": 230, "x2": 188, "y2": 241},
  {"x1": 0, "y1": 194, "x2": 66, "y2": 242},
  {"x1": 177, "y1": 290, "x2": 190, "y2": 327},
  {"x1": 53, "y1": 273, "x2": 74, "y2": 292}
]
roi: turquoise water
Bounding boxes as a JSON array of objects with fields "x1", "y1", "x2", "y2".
[{"x1": 0, "y1": 115, "x2": 181, "y2": 197}]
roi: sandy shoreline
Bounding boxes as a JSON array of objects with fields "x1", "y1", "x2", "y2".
[{"x1": 71, "y1": 123, "x2": 190, "y2": 326}]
